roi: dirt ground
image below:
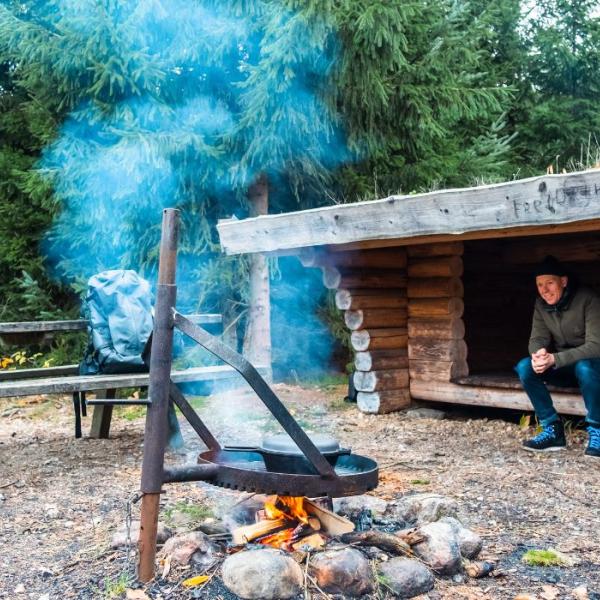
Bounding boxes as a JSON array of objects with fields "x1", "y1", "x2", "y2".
[{"x1": 1, "y1": 382, "x2": 599, "y2": 600}]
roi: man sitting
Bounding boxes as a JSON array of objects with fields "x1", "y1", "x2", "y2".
[{"x1": 515, "y1": 255, "x2": 600, "y2": 456}]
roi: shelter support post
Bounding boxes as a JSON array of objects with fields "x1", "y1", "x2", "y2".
[{"x1": 138, "y1": 208, "x2": 180, "y2": 582}]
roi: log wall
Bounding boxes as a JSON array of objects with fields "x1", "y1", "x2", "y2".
[
  {"x1": 302, "y1": 248, "x2": 410, "y2": 414},
  {"x1": 407, "y1": 242, "x2": 468, "y2": 387}
]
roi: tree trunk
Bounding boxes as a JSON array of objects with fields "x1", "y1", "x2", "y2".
[{"x1": 242, "y1": 174, "x2": 272, "y2": 377}]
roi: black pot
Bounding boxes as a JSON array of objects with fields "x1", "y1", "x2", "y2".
[{"x1": 225, "y1": 433, "x2": 350, "y2": 475}]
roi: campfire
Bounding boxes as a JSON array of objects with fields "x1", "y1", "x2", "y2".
[{"x1": 231, "y1": 495, "x2": 354, "y2": 552}]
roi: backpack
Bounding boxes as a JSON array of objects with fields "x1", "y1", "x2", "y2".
[{"x1": 80, "y1": 270, "x2": 154, "y2": 375}]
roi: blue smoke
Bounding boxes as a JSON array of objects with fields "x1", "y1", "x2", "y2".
[{"x1": 23, "y1": 0, "x2": 351, "y2": 374}]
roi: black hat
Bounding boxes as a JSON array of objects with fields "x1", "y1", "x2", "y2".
[{"x1": 534, "y1": 255, "x2": 567, "y2": 278}]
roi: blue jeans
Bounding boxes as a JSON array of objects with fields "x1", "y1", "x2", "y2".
[{"x1": 515, "y1": 357, "x2": 600, "y2": 427}]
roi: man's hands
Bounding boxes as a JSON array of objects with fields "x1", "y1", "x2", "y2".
[{"x1": 531, "y1": 348, "x2": 556, "y2": 374}]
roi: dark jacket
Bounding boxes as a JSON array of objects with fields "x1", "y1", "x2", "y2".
[{"x1": 529, "y1": 286, "x2": 600, "y2": 368}]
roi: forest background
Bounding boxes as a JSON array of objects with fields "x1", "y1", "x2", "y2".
[{"x1": 0, "y1": 0, "x2": 599, "y2": 377}]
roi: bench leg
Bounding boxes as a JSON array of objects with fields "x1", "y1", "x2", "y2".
[
  {"x1": 89, "y1": 389, "x2": 115, "y2": 439},
  {"x1": 73, "y1": 392, "x2": 82, "y2": 439}
]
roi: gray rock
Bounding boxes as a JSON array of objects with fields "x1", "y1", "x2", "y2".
[
  {"x1": 405, "y1": 408, "x2": 447, "y2": 420},
  {"x1": 390, "y1": 493, "x2": 459, "y2": 525},
  {"x1": 160, "y1": 531, "x2": 217, "y2": 568},
  {"x1": 413, "y1": 521, "x2": 462, "y2": 575},
  {"x1": 333, "y1": 494, "x2": 388, "y2": 519},
  {"x1": 438, "y1": 517, "x2": 482, "y2": 559},
  {"x1": 222, "y1": 548, "x2": 303, "y2": 600},
  {"x1": 379, "y1": 558, "x2": 435, "y2": 598},
  {"x1": 111, "y1": 520, "x2": 172, "y2": 548},
  {"x1": 310, "y1": 548, "x2": 375, "y2": 597}
]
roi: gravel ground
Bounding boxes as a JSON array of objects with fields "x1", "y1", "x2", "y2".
[{"x1": 1, "y1": 382, "x2": 599, "y2": 599}]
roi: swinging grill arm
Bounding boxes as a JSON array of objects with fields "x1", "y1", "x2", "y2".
[{"x1": 172, "y1": 310, "x2": 336, "y2": 479}]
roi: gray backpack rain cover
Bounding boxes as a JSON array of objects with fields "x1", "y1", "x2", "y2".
[{"x1": 80, "y1": 270, "x2": 153, "y2": 375}]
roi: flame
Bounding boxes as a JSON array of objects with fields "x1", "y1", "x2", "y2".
[
  {"x1": 263, "y1": 495, "x2": 309, "y2": 524},
  {"x1": 258, "y1": 528, "x2": 295, "y2": 548}
]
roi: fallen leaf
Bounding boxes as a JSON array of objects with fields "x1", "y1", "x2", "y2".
[
  {"x1": 125, "y1": 590, "x2": 150, "y2": 600},
  {"x1": 161, "y1": 554, "x2": 171, "y2": 579},
  {"x1": 182, "y1": 574, "x2": 210, "y2": 588}
]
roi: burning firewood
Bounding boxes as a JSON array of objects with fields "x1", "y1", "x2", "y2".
[
  {"x1": 291, "y1": 532, "x2": 326, "y2": 552},
  {"x1": 232, "y1": 517, "x2": 288, "y2": 545}
]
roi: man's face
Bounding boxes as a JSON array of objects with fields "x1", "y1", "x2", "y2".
[{"x1": 536, "y1": 274, "x2": 568, "y2": 305}]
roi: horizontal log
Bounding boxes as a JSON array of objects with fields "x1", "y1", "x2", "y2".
[
  {"x1": 351, "y1": 329, "x2": 408, "y2": 351},
  {"x1": 353, "y1": 369, "x2": 409, "y2": 392},
  {"x1": 408, "y1": 256, "x2": 463, "y2": 278},
  {"x1": 407, "y1": 318, "x2": 465, "y2": 340},
  {"x1": 344, "y1": 308, "x2": 408, "y2": 330},
  {"x1": 300, "y1": 248, "x2": 407, "y2": 269},
  {"x1": 407, "y1": 242, "x2": 464, "y2": 257},
  {"x1": 335, "y1": 289, "x2": 408, "y2": 310},
  {"x1": 357, "y1": 389, "x2": 412, "y2": 414},
  {"x1": 408, "y1": 298, "x2": 464, "y2": 319},
  {"x1": 355, "y1": 349, "x2": 408, "y2": 371},
  {"x1": 501, "y1": 234, "x2": 600, "y2": 264},
  {"x1": 409, "y1": 380, "x2": 585, "y2": 416},
  {"x1": 218, "y1": 171, "x2": 600, "y2": 255},
  {"x1": 322, "y1": 267, "x2": 407, "y2": 290},
  {"x1": 407, "y1": 277, "x2": 464, "y2": 299},
  {"x1": 409, "y1": 359, "x2": 469, "y2": 382},
  {"x1": 408, "y1": 339, "x2": 468, "y2": 362}
]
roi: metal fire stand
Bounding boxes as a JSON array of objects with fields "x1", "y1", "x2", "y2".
[{"x1": 137, "y1": 208, "x2": 378, "y2": 581}]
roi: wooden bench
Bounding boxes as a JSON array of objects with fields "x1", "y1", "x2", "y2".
[{"x1": 0, "y1": 314, "x2": 236, "y2": 438}]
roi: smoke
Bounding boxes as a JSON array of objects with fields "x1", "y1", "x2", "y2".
[{"x1": 19, "y1": 0, "x2": 351, "y2": 375}]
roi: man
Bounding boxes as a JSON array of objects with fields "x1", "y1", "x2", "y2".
[{"x1": 515, "y1": 255, "x2": 600, "y2": 456}]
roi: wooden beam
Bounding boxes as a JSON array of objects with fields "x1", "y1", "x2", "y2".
[
  {"x1": 409, "y1": 380, "x2": 586, "y2": 416},
  {"x1": 335, "y1": 289, "x2": 407, "y2": 310},
  {"x1": 217, "y1": 170, "x2": 600, "y2": 255},
  {"x1": 357, "y1": 389, "x2": 412, "y2": 414},
  {"x1": 0, "y1": 365, "x2": 241, "y2": 398}
]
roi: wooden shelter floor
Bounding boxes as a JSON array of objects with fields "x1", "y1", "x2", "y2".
[{"x1": 452, "y1": 371, "x2": 580, "y2": 395}]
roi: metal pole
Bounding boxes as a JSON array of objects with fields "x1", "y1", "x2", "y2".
[{"x1": 138, "y1": 208, "x2": 180, "y2": 582}]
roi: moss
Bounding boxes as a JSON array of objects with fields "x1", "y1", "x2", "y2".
[{"x1": 521, "y1": 549, "x2": 570, "y2": 567}]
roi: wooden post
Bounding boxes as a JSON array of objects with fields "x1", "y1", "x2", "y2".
[{"x1": 138, "y1": 209, "x2": 180, "y2": 582}]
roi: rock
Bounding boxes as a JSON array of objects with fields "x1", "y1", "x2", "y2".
[
  {"x1": 220, "y1": 494, "x2": 269, "y2": 529},
  {"x1": 310, "y1": 548, "x2": 375, "y2": 597},
  {"x1": 333, "y1": 495, "x2": 388, "y2": 519},
  {"x1": 111, "y1": 520, "x2": 172, "y2": 548},
  {"x1": 405, "y1": 408, "x2": 446, "y2": 420},
  {"x1": 390, "y1": 493, "x2": 459, "y2": 526},
  {"x1": 572, "y1": 586, "x2": 589, "y2": 600},
  {"x1": 438, "y1": 516, "x2": 482, "y2": 559},
  {"x1": 160, "y1": 531, "x2": 217, "y2": 568},
  {"x1": 222, "y1": 548, "x2": 303, "y2": 600},
  {"x1": 412, "y1": 521, "x2": 462, "y2": 576},
  {"x1": 14, "y1": 583, "x2": 25, "y2": 594},
  {"x1": 44, "y1": 504, "x2": 61, "y2": 519},
  {"x1": 195, "y1": 517, "x2": 229, "y2": 536},
  {"x1": 378, "y1": 558, "x2": 435, "y2": 598}
]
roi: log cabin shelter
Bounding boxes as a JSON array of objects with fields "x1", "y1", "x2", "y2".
[{"x1": 217, "y1": 169, "x2": 600, "y2": 417}]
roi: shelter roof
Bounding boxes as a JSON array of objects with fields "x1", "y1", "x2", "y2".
[{"x1": 217, "y1": 170, "x2": 600, "y2": 256}]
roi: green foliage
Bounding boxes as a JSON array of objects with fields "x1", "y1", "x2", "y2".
[{"x1": 522, "y1": 548, "x2": 572, "y2": 567}]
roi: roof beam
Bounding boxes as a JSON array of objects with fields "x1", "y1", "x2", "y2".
[{"x1": 217, "y1": 170, "x2": 600, "y2": 256}]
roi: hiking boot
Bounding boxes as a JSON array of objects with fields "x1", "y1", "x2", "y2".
[
  {"x1": 523, "y1": 421, "x2": 566, "y2": 452},
  {"x1": 585, "y1": 426, "x2": 600, "y2": 458}
]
